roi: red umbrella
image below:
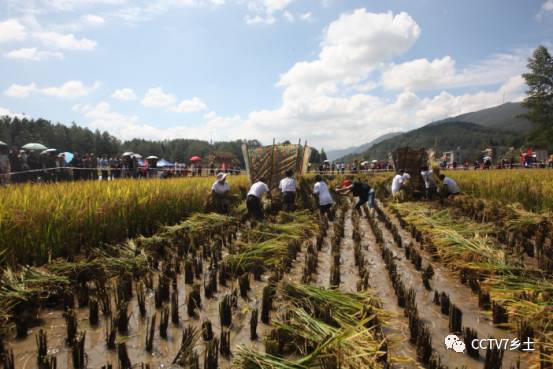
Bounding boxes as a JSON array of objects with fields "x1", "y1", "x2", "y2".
[{"x1": 190, "y1": 156, "x2": 202, "y2": 161}]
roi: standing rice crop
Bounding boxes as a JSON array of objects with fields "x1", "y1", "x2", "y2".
[
  {"x1": 0, "y1": 176, "x2": 249, "y2": 265},
  {"x1": 445, "y1": 169, "x2": 553, "y2": 213}
]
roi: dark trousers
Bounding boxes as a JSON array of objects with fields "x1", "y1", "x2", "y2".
[
  {"x1": 425, "y1": 187, "x2": 437, "y2": 200},
  {"x1": 282, "y1": 192, "x2": 296, "y2": 211},
  {"x1": 247, "y1": 195, "x2": 264, "y2": 220}
]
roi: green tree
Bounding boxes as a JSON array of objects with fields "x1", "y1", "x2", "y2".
[
  {"x1": 522, "y1": 45, "x2": 553, "y2": 150},
  {"x1": 319, "y1": 148, "x2": 327, "y2": 162}
]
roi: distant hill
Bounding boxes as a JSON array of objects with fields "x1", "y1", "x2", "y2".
[
  {"x1": 430, "y1": 102, "x2": 531, "y2": 133},
  {"x1": 327, "y1": 132, "x2": 402, "y2": 161},
  {"x1": 341, "y1": 121, "x2": 523, "y2": 162},
  {"x1": 337, "y1": 102, "x2": 533, "y2": 162}
]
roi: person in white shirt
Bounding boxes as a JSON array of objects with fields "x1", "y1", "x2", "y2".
[
  {"x1": 212, "y1": 172, "x2": 230, "y2": 195},
  {"x1": 420, "y1": 165, "x2": 437, "y2": 200},
  {"x1": 439, "y1": 174, "x2": 461, "y2": 197},
  {"x1": 247, "y1": 177, "x2": 271, "y2": 219},
  {"x1": 313, "y1": 175, "x2": 333, "y2": 217},
  {"x1": 279, "y1": 170, "x2": 297, "y2": 211},
  {"x1": 391, "y1": 170, "x2": 404, "y2": 196}
]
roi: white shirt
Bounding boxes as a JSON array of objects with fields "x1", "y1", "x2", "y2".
[
  {"x1": 420, "y1": 170, "x2": 436, "y2": 189},
  {"x1": 248, "y1": 181, "x2": 269, "y2": 198},
  {"x1": 443, "y1": 177, "x2": 460, "y2": 194},
  {"x1": 313, "y1": 181, "x2": 333, "y2": 206},
  {"x1": 391, "y1": 174, "x2": 403, "y2": 194},
  {"x1": 279, "y1": 177, "x2": 296, "y2": 193},
  {"x1": 212, "y1": 181, "x2": 230, "y2": 195}
]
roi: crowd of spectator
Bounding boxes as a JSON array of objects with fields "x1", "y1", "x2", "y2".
[{"x1": 0, "y1": 144, "x2": 243, "y2": 185}]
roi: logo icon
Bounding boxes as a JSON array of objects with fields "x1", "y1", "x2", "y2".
[{"x1": 444, "y1": 334, "x2": 466, "y2": 353}]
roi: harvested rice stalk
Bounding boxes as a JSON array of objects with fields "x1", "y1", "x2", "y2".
[
  {"x1": 145, "y1": 314, "x2": 156, "y2": 353},
  {"x1": 202, "y1": 319, "x2": 213, "y2": 341},
  {"x1": 204, "y1": 338, "x2": 219, "y2": 369},
  {"x1": 105, "y1": 317, "x2": 116, "y2": 350},
  {"x1": 159, "y1": 306, "x2": 169, "y2": 339},
  {"x1": 64, "y1": 309, "x2": 78, "y2": 346},
  {"x1": 187, "y1": 284, "x2": 201, "y2": 318},
  {"x1": 117, "y1": 342, "x2": 132, "y2": 369},
  {"x1": 172, "y1": 326, "x2": 199, "y2": 367},
  {"x1": 250, "y1": 308, "x2": 259, "y2": 340},
  {"x1": 71, "y1": 332, "x2": 85, "y2": 369},
  {"x1": 171, "y1": 288, "x2": 179, "y2": 325},
  {"x1": 219, "y1": 294, "x2": 233, "y2": 327},
  {"x1": 220, "y1": 329, "x2": 231, "y2": 358},
  {"x1": 136, "y1": 282, "x2": 147, "y2": 318}
]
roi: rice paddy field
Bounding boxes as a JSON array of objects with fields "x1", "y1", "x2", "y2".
[{"x1": 0, "y1": 170, "x2": 552, "y2": 369}]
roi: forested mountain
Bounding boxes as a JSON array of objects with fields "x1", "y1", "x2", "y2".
[
  {"x1": 341, "y1": 121, "x2": 522, "y2": 162},
  {"x1": 336, "y1": 102, "x2": 537, "y2": 162},
  {"x1": 326, "y1": 132, "x2": 403, "y2": 160},
  {"x1": 430, "y1": 102, "x2": 531, "y2": 133}
]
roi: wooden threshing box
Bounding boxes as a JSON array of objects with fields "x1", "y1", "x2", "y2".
[
  {"x1": 242, "y1": 141, "x2": 311, "y2": 190},
  {"x1": 390, "y1": 147, "x2": 428, "y2": 192}
]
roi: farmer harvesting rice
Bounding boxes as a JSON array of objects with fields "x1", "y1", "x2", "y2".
[
  {"x1": 247, "y1": 177, "x2": 271, "y2": 220},
  {"x1": 420, "y1": 165, "x2": 437, "y2": 200},
  {"x1": 211, "y1": 172, "x2": 231, "y2": 213},
  {"x1": 391, "y1": 169, "x2": 406, "y2": 199},
  {"x1": 313, "y1": 175, "x2": 333, "y2": 218},
  {"x1": 335, "y1": 179, "x2": 374, "y2": 216},
  {"x1": 279, "y1": 169, "x2": 297, "y2": 211},
  {"x1": 212, "y1": 172, "x2": 230, "y2": 196},
  {"x1": 439, "y1": 174, "x2": 461, "y2": 198}
]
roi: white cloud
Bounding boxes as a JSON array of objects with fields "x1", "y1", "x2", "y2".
[
  {"x1": 541, "y1": 0, "x2": 553, "y2": 13},
  {"x1": 4, "y1": 47, "x2": 64, "y2": 61},
  {"x1": 34, "y1": 31, "x2": 97, "y2": 50},
  {"x1": 0, "y1": 19, "x2": 27, "y2": 43},
  {"x1": 81, "y1": 14, "x2": 106, "y2": 26},
  {"x1": 228, "y1": 9, "x2": 527, "y2": 149},
  {"x1": 536, "y1": 0, "x2": 553, "y2": 19},
  {"x1": 40, "y1": 0, "x2": 128, "y2": 11},
  {"x1": 141, "y1": 87, "x2": 176, "y2": 107},
  {"x1": 112, "y1": 88, "x2": 137, "y2": 101},
  {"x1": 299, "y1": 12, "x2": 312, "y2": 21},
  {"x1": 74, "y1": 101, "x2": 218, "y2": 141},
  {"x1": 4, "y1": 83, "x2": 37, "y2": 98},
  {"x1": 381, "y1": 51, "x2": 528, "y2": 92},
  {"x1": 283, "y1": 10, "x2": 294, "y2": 22},
  {"x1": 0, "y1": 106, "x2": 27, "y2": 119},
  {"x1": 244, "y1": 0, "x2": 296, "y2": 24},
  {"x1": 42, "y1": 80, "x2": 101, "y2": 97},
  {"x1": 278, "y1": 10, "x2": 421, "y2": 100},
  {"x1": 4, "y1": 80, "x2": 100, "y2": 98},
  {"x1": 171, "y1": 97, "x2": 208, "y2": 113}
]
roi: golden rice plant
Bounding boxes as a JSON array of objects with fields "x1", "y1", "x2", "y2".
[
  {"x1": 0, "y1": 176, "x2": 249, "y2": 266},
  {"x1": 445, "y1": 169, "x2": 553, "y2": 213}
]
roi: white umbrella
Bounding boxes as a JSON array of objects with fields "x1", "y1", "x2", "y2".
[
  {"x1": 371, "y1": 160, "x2": 378, "y2": 163},
  {"x1": 132, "y1": 154, "x2": 143, "y2": 159},
  {"x1": 146, "y1": 155, "x2": 159, "y2": 160},
  {"x1": 122, "y1": 152, "x2": 134, "y2": 157},
  {"x1": 0, "y1": 140, "x2": 6, "y2": 147},
  {"x1": 360, "y1": 161, "x2": 369, "y2": 166},
  {"x1": 40, "y1": 148, "x2": 58, "y2": 155},
  {"x1": 22, "y1": 143, "x2": 47, "y2": 151}
]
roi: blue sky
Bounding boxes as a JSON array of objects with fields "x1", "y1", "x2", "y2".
[{"x1": 0, "y1": 0, "x2": 552, "y2": 149}]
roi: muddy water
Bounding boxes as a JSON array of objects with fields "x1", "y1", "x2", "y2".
[
  {"x1": 379, "y1": 203, "x2": 535, "y2": 369},
  {"x1": 8, "y1": 266, "x2": 273, "y2": 369},
  {"x1": 357, "y1": 214, "x2": 420, "y2": 368}
]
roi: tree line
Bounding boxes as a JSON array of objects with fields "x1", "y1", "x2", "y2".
[{"x1": 0, "y1": 116, "x2": 329, "y2": 166}]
